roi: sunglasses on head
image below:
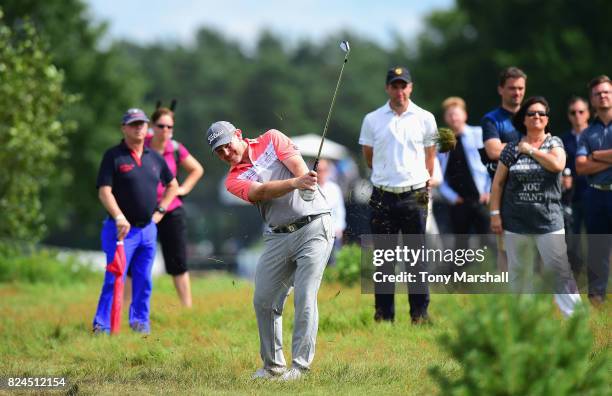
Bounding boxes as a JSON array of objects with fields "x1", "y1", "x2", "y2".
[
  {"x1": 156, "y1": 124, "x2": 174, "y2": 129},
  {"x1": 569, "y1": 110, "x2": 586, "y2": 116},
  {"x1": 526, "y1": 111, "x2": 548, "y2": 117}
]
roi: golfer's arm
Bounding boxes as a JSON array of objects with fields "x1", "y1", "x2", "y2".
[
  {"x1": 575, "y1": 155, "x2": 611, "y2": 175},
  {"x1": 178, "y1": 154, "x2": 204, "y2": 195},
  {"x1": 484, "y1": 138, "x2": 504, "y2": 161},
  {"x1": 593, "y1": 149, "x2": 612, "y2": 164},
  {"x1": 159, "y1": 178, "x2": 179, "y2": 209},
  {"x1": 248, "y1": 155, "x2": 307, "y2": 202},
  {"x1": 489, "y1": 163, "x2": 508, "y2": 212},
  {"x1": 362, "y1": 145, "x2": 373, "y2": 169},
  {"x1": 98, "y1": 186, "x2": 124, "y2": 219}
]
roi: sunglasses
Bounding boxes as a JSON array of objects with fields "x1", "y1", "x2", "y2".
[
  {"x1": 526, "y1": 111, "x2": 548, "y2": 117},
  {"x1": 156, "y1": 124, "x2": 174, "y2": 129},
  {"x1": 569, "y1": 110, "x2": 586, "y2": 116}
]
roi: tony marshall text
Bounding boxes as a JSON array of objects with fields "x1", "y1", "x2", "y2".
[{"x1": 373, "y1": 271, "x2": 509, "y2": 284}]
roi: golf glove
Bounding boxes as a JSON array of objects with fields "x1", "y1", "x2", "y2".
[{"x1": 299, "y1": 188, "x2": 317, "y2": 201}]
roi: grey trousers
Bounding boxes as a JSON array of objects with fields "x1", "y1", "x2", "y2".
[
  {"x1": 504, "y1": 230, "x2": 581, "y2": 317},
  {"x1": 254, "y1": 214, "x2": 334, "y2": 371}
]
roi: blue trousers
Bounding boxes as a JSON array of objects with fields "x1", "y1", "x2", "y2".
[
  {"x1": 93, "y1": 219, "x2": 157, "y2": 332},
  {"x1": 584, "y1": 187, "x2": 612, "y2": 297}
]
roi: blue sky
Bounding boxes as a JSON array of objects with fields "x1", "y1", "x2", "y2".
[{"x1": 86, "y1": 0, "x2": 454, "y2": 49}]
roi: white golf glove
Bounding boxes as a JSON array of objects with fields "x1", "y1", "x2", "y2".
[{"x1": 299, "y1": 188, "x2": 317, "y2": 202}]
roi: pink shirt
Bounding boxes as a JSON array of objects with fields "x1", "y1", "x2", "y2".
[{"x1": 144, "y1": 134, "x2": 189, "y2": 212}]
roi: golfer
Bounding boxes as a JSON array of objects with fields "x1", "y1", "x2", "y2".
[
  {"x1": 206, "y1": 121, "x2": 333, "y2": 381},
  {"x1": 93, "y1": 108, "x2": 178, "y2": 334}
]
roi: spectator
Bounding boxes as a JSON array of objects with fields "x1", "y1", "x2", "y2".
[
  {"x1": 560, "y1": 97, "x2": 590, "y2": 278},
  {"x1": 438, "y1": 97, "x2": 491, "y2": 250},
  {"x1": 316, "y1": 159, "x2": 346, "y2": 265},
  {"x1": 575, "y1": 75, "x2": 612, "y2": 307},
  {"x1": 359, "y1": 65, "x2": 437, "y2": 324},
  {"x1": 93, "y1": 108, "x2": 178, "y2": 334},
  {"x1": 489, "y1": 97, "x2": 581, "y2": 317},
  {"x1": 145, "y1": 107, "x2": 204, "y2": 307},
  {"x1": 480, "y1": 66, "x2": 527, "y2": 272}
]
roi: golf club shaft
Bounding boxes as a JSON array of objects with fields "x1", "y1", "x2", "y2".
[{"x1": 313, "y1": 53, "x2": 349, "y2": 172}]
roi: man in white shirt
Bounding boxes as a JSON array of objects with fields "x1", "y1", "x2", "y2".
[{"x1": 359, "y1": 66, "x2": 437, "y2": 324}]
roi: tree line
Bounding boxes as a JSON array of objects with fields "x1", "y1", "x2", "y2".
[{"x1": 1, "y1": 0, "x2": 610, "y2": 250}]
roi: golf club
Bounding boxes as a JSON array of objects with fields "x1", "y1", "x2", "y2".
[{"x1": 312, "y1": 40, "x2": 350, "y2": 172}]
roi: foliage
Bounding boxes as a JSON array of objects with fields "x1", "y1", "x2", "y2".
[
  {"x1": 413, "y1": 0, "x2": 612, "y2": 129},
  {"x1": 429, "y1": 295, "x2": 609, "y2": 396},
  {"x1": 0, "y1": 9, "x2": 73, "y2": 241},
  {"x1": 0, "y1": 242, "x2": 96, "y2": 284},
  {"x1": 436, "y1": 127, "x2": 457, "y2": 153},
  {"x1": 2, "y1": 0, "x2": 146, "y2": 247},
  {"x1": 324, "y1": 243, "x2": 362, "y2": 286}
]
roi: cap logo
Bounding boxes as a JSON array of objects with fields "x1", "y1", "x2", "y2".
[
  {"x1": 395, "y1": 68, "x2": 403, "y2": 75},
  {"x1": 208, "y1": 129, "x2": 226, "y2": 144}
]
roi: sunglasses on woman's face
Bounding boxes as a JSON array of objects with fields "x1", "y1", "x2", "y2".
[
  {"x1": 526, "y1": 111, "x2": 548, "y2": 117},
  {"x1": 156, "y1": 124, "x2": 174, "y2": 129}
]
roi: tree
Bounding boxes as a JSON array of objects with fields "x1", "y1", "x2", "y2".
[
  {"x1": 0, "y1": 9, "x2": 73, "y2": 241},
  {"x1": 2, "y1": 0, "x2": 147, "y2": 247}
]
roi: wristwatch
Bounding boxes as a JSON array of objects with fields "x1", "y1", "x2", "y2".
[
  {"x1": 528, "y1": 148, "x2": 535, "y2": 156},
  {"x1": 155, "y1": 206, "x2": 166, "y2": 214}
]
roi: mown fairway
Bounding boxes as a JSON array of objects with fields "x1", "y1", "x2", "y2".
[{"x1": 0, "y1": 274, "x2": 609, "y2": 395}]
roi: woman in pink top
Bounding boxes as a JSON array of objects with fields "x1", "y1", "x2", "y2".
[{"x1": 146, "y1": 107, "x2": 204, "y2": 307}]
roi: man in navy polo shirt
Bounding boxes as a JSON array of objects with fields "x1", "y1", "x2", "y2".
[
  {"x1": 93, "y1": 108, "x2": 178, "y2": 333},
  {"x1": 576, "y1": 75, "x2": 612, "y2": 307},
  {"x1": 480, "y1": 66, "x2": 526, "y2": 179},
  {"x1": 479, "y1": 67, "x2": 526, "y2": 273}
]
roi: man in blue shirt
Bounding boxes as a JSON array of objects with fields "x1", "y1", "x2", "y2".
[
  {"x1": 480, "y1": 67, "x2": 526, "y2": 272},
  {"x1": 561, "y1": 97, "x2": 590, "y2": 277},
  {"x1": 93, "y1": 108, "x2": 179, "y2": 333},
  {"x1": 576, "y1": 75, "x2": 612, "y2": 306},
  {"x1": 480, "y1": 67, "x2": 526, "y2": 178}
]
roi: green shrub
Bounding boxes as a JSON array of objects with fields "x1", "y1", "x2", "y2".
[
  {"x1": 0, "y1": 242, "x2": 97, "y2": 284},
  {"x1": 324, "y1": 244, "x2": 361, "y2": 286},
  {"x1": 429, "y1": 295, "x2": 609, "y2": 396}
]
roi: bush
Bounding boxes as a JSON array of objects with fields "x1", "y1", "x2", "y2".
[
  {"x1": 324, "y1": 244, "x2": 361, "y2": 286},
  {"x1": 429, "y1": 295, "x2": 609, "y2": 396},
  {"x1": 0, "y1": 241, "x2": 96, "y2": 284}
]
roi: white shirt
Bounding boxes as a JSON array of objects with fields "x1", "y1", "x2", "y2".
[
  {"x1": 359, "y1": 100, "x2": 437, "y2": 187},
  {"x1": 320, "y1": 180, "x2": 346, "y2": 236}
]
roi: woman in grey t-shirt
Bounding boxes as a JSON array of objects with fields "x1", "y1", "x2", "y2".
[{"x1": 489, "y1": 96, "x2": 581, "y2": 316}]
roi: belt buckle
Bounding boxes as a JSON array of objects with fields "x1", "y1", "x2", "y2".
[{"x1": 287, "y1": 224, "x2": 297, "y2": 233}]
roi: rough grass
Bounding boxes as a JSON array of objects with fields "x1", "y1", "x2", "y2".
[{"x1": 0, "y1": 274, "x2": 609, "y2": 395}]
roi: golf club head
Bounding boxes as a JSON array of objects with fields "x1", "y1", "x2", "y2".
[{"x1": 340, "y1": 40, "x2": 350, "y2": 53}]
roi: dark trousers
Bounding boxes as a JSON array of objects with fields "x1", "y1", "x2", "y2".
[
  {"x1": 449, "y1": 200, "x2": 489, "y2": 251},
  {"x1": 584, "y1": 187, "x2": 612, "y2": 297},
  {"x1": 157, "y1": 206, "x2": 188, "y2": 275},
  {"x1": 369, "y1": 187, "x2": 429, "y2": 320}
]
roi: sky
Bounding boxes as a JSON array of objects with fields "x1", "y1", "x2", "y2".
[{"x1": 86, "y1": 0, "x2": 454, "y2": 49}]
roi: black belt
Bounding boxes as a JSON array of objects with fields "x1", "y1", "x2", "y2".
[
  {"x1": 271, "y1": 214, "x2": 325, "y2": 233},
  {"x1": 108, "y1": 217, "x2": 150, "y2": 228}
]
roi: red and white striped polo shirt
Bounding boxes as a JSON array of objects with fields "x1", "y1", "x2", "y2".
[{"x1": 225, "y1": 129, "x2": 330, "y2": 228}]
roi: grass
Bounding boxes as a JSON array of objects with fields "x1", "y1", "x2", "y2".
[{"x1": 0, "y1": 273, "x2": 609, "y2": 395}]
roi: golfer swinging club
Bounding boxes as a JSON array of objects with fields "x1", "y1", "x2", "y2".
[{"x1": 206, "y1": 121, "x2": 334, "y2": 380}]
